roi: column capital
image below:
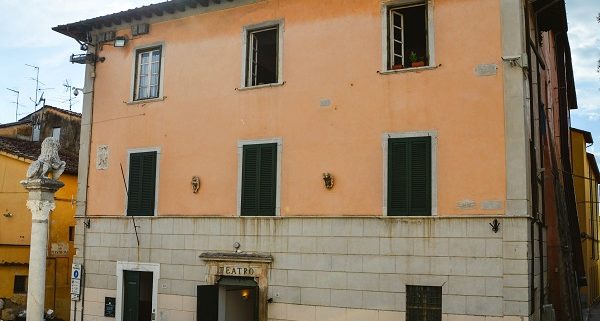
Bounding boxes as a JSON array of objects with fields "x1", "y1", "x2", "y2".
[{"x1": 26, "y1": 200, "x2": 56, "y2": 221}]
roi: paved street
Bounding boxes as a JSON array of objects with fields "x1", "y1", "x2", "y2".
[{"x1": 590, "y1": 303, "x2": 600, "y2": 321}]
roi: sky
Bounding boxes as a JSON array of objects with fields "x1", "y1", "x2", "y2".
[{"x1": 0, "y1": 0, "x2": 598, "y2": 147}]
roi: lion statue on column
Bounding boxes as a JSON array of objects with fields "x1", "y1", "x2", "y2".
[{"x1": 26, "y1": 137, "x2": 66, "y2": 180}]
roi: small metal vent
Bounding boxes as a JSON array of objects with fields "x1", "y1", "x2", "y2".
[
  {"x1": 132, "y1": 23, "x2": 150, "y2": 36},
  {"x1": 97, "y1": 31, "x2": 116, "y2": 43}
]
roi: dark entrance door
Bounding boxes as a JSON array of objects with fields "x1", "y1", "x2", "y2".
[
  {"x1": 197, "y1": 277, "x2": 258, "y2": 321},
  {"x1": 123, "y1": 271, "x2": 153, "y2": 321}
]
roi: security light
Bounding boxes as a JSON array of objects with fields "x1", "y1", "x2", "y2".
[{"x1": 114, "y1": 37, "x2": 127, "y2": 47}]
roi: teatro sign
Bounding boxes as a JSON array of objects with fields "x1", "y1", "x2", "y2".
[{"x1": 220, "y1": 265, "x2": 257, "y2": 277}]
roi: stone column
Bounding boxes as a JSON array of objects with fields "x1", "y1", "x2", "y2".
[
  {"x1": 21, "y1": 137, "x2": 66, "y2": 321},
  {"x1": 21, "y1": 179, "x2": 64, "y2": 321}
]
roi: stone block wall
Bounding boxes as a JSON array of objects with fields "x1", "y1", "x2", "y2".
[{"x1": 70, "y1": 216, "x2": 534, "y2": 321}]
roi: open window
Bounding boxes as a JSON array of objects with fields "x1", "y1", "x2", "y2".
[
  {"x1": 387, "y1": 1, "x2": 430, "y2": 70},
  {"x1": 244, "y1": 24, "x2": 280, "y2": 87}
]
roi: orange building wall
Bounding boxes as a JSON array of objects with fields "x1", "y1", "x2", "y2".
[{"x1": 86, "y1": 0, "x2": 506, "y2": 217}]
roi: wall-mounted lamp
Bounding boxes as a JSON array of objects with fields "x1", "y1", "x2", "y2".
[
  {"x1": 322, "y1": 173, "x2": 334, "y2": 189},
  {"x1": 191, "y1": 176, "x2": 200, "y2": 193},
  {"x1": 114, "y1": 36, "x2": 127, "y2": 48},
  {"x1": 241, "y1": 290, "x2": 250, "y2": 301},
  {"x1": 3, "y1": 211, "x2": 13, "y2": 218}
]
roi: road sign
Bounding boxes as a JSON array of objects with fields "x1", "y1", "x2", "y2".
[
  {"x1": 71, "y1": 264, "x2": 82, "y2": 301},
  {"x1": 72, "y1": 264, "x2": 82, "y2": 280}
]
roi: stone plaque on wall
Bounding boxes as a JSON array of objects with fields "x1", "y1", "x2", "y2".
[
  {"x1": 50, "y1": 242, "x2": 69, "y2": 256},
  {"x1": 96, "y1": 145, "x2": 109, "y2": 170}
]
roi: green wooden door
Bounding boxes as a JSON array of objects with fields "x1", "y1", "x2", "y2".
[{"x1": 123, "y1": 271, "x2": 140, "y2": 321}]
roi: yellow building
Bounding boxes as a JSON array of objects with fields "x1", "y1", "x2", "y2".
[
  {"x1": 0, "y1": 136, "x2": 78, "y2": 320},
  {"x1": 571, "y1": 128, "x2": 600, "y2": 308}
]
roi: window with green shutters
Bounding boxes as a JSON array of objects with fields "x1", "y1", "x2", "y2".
[
  {"x1": 241, "y1": 143, "x2": 277, "y2": 216},
  {"x1": 127, "y1": 151, "x2": 157, "y2": 216},
  {"x1": 388, "y1": 136, "x2": 431, "y2": 216}
]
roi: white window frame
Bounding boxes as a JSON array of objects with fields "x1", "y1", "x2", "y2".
[
  {"x1": 381, "y1": 0, "x2": 435, "y2": 71},
  {"x1": 382, "y1": 131, "x2": 438, "y2": 216},
  {"x1": 130, "y1": 43, "x2": 165, "y2": 102},
  {"x1": 115, "y1": 261, "x2": 160, "y2": 321},
  {"x1": 240, "y1": 20, "x2": 284, "y2": 89},
  {"x1": 237, "y1": 138, "x2": 283, "y2": 216},
  {"x1": 124, "y1": 147, "x2": 161, "y2": 216}
]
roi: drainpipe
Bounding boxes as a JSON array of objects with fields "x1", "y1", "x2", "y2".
[{"x1": 75, "y1": 38, "x2": 97, "y2": 321}]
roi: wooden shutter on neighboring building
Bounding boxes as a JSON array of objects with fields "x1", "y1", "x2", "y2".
[
  {"x1": 388, "y1": 137, "x2": 431, "y2": 216},
  {"x1": 127, "y1": 151, "x2": 157, "y2": 216},
  {"x1": 241, "y1": 143, "x2": 277, "y2": 216}
]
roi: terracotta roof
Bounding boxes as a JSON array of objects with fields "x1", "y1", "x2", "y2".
[
  {"x1": 53, "y1": 0, "x2": 237, "y2": 42},
  {"x1": 0, "y1": 137, "x2": 78, "y2": 175},
  {"x1": 0, "y1": 105, "x2": 81, "y2": 128},
  {"x1": 18, "y1": 105, "x2": 82, "y2": 122},
  {"x1": 571, "y1": 127, "x2": 594, "y2": 144},
  {"x1": 587, "y1": 153, "x2": 600, "y2": 182},
  {"x1": 0, "y1": 119, "x2": 28, "y2": 129}
]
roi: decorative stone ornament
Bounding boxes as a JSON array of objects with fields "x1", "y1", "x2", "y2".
[
  {"x1": 322, "y1": 172, "x2": 334, "y2": 189},
  {"x1": 96, "y1": 145, "x2": 109, "y2": 170},
  {"x1": 191, "y1": 176, "x2": 200, "y2": 193},
  {"x1": 26, "y1": 137, "x2": 66, "y2": 180}
]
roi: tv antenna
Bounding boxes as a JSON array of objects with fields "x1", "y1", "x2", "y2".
[
  {"x1": 63, "y1": 79, "x2": 81, "y2": 111},
  {"x1": 6, "y1": 88, "x2": 19, "y2": 121},
  {"x1": 25, "y1": 64, "x2": 41, "y2": 111}
]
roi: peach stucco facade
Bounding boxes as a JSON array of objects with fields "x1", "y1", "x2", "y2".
[
  {"x1": 56, "y1": 0, "x2": 584, "y2": 320},
  {"x1": 86, "y1": 0, "x2": 506, "y2": 217}
]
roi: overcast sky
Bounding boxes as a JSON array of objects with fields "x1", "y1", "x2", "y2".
[{"x1": 0, "y1": 0, "x2": 598, "y2": 149}]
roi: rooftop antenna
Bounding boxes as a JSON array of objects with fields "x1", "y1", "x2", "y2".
[
  {"x1": 25, "y1": 64, "x2": 40, "y2": 111},
  {"x1": 37, "y1": 92, "x2": 45, "y2": 108},
  {"x1": 62, "y1": 79, "x2": 81, "y2": 111},
  {"x1": 6, "y1": 88, "x2": 19, "y2": 121}
]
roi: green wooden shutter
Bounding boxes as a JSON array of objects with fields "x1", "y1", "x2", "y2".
[
  {"x1": 388, "y1": 137, "x2": 431, "y2": 216},
  {"x1": 242, "y1": 145, "x2": 259, "y2": 215},
  {"x1": 241, "y1": 143, "x2": 277, "y2": 216},
  {"x1": 258, "y1": 144, "x2": 277, "y2": 215},
  {"x1": 127, "y1": 151, "x2": 157, "y2": 216}
]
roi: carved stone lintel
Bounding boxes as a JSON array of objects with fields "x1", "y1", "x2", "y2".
[{"x1": 26, "y1": 200, "x2": 56, "y2": 221}]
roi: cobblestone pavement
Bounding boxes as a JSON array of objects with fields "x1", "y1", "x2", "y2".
[{"x1": 589, "y1": 303, "x2": 600, "y2": 321}]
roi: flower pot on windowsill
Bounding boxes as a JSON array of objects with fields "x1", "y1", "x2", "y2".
[
  {"x1": 411, "y1": 61, "x2": 425, "y2": 68},
  {"x1": 391, "y1": 64, "x2": 404, "y2": 70}
]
